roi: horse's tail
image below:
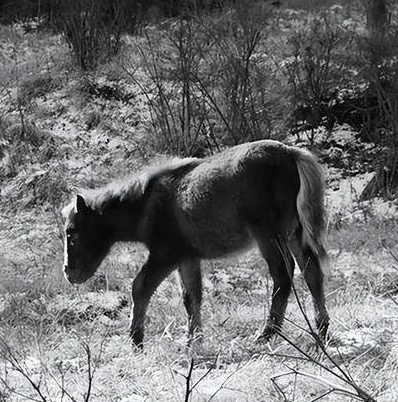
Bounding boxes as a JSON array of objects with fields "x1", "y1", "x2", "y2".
[{"x1": 292, "y1": 148, "x2": 328, "y2": 262}]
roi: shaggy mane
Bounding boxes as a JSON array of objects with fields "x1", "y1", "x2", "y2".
[{"x1": 81, "y1": 157, "x2": 201, "y2": 213}]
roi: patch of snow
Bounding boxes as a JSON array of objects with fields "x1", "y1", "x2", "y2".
[
  {"x1": 119, "y1": 396, "x2": 147, "y2": 402},
  {"x1": 327, "y1": 173, "x2": 367, "y2": 217},
  {"x1": 326, "y1": 172, "x2": 398, "y2": 222}
]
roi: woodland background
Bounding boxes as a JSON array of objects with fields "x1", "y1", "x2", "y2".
[{"x1": 1, "y1": 1, "x2": 398, "y2": 401}]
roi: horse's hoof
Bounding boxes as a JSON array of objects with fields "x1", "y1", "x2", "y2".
[
  {"x1": 187, "y1": 331, "x2": 204, "y2": 348},
  {"x1": 255, "y1": 327, "x2": 276, "y2": 343},
  {"x1": 130, "y1": 328, "x2": 144, "y2": 349},
  {"x1": 317, "y1": 323, "x2": 329, "y2": 344}
]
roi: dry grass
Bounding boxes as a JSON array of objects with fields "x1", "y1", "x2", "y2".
[{"x1": 1, "y1": 210, "x2": 397, "y2": 400}]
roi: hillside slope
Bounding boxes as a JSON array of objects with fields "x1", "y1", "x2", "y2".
[{"x1": 1, "y1": 13, "x2": 398, "y2": 402}]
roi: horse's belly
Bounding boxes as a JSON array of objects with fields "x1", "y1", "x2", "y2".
[
  {"x1": 176, "y1": 194, "x2": 253, "y2": 258},
  {"x1": 192, "y1": 224, "x2": 254, "y2": 258}
]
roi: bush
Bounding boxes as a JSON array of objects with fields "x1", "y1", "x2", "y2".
[
  {"x1": 131, "y1": 17, "x2": 214, "y2": 156},
  {"x1": 127, "y1": 0, "x2": 276, "y2": 156},
  {"x1": 285, "y1": 12, "x2": 347, "y2": 143},
  {"x1": 18, "y1": 73, "x2": 61, "y2": 105},
  {"x1": 200, "y1": 1, "x2": 274, "y2": 144},
  {"x1": 0, "y1": 0, "x2": 55, "y2": 24},
  {"x1": 54, "y1": 0, "x2": 128, "y2": 69},
  {"x1": 357, "y1": 26, "x2": 398, "y2": 199}
]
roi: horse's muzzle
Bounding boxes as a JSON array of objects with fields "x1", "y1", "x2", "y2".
[{"x1": 63, "y1": 265, "x2": 84, "y2": 284}]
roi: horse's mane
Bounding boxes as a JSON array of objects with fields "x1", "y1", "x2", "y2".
[{"x1": 82, "y1": 157, "x2": 201, "y2": 213}]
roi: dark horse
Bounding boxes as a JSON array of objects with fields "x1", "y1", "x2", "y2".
[{"x1": 63, "y1": 140, "x2": 329, "y2": 346}]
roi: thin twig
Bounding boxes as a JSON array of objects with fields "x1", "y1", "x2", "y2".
[
  {"x1": 184, "y1": 358, "x2": 194, "y2": 402},
  {"x1": 274, "y1": 241, "x2": 377, "y2": 402},
  {"x1": 0, "y1": 341, "x2": 48, "y2": 402}
]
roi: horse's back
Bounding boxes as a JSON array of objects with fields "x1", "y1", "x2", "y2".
[{"x1": 174, "y1": 141, "x2": 301, "y2": 258}]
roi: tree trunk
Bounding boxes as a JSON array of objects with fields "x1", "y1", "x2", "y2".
[{"x1": 366, "y1": 0, "x2": 389, "y2": 36}]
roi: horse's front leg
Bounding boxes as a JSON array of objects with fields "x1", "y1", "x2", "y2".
[
  {"x1": 129, "y1": 258, "x2": 175, "y2": 347},
  {"x1": 178, "y1": 258, "x2": 202, "y2": 343}
]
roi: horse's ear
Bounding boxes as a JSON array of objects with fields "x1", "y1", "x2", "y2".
[
  {"x1": 76, "y1": 195, "x2": 89, "y2": 215},
  {"x1": 61, "y1": 203, "x2": 72, "y2": 218}
]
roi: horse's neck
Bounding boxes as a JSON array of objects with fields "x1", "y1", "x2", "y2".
[{"x1": 99, "y1": 196, "x2": 144, "y2": 243}]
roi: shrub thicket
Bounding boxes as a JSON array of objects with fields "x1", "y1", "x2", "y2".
[
  {"x1": 126, "y1": 0, "x2": 277, "y2": 156},
  {"x1": 285, "y1": 13, "x2": 346, "y2": 143},
  {"x1": 358, "y1": 24, "x2": 398, "y2": 199},
  {"x1": 0, "y1": 0, "x2": 276, "y2": 69}
]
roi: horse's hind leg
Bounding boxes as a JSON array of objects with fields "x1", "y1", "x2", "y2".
[
  {"x1": 256, "y1": 235, "x2": 295, "y2": 342},
  {"x1": 130, "y1": 258, "x2": 175, "y2": 347},
  {"x1": 178, "y1": 258, "x2": 202, "y2": 343},
  {"x1": 290, "y1": 233, "x2": 329, "y2": 340}
]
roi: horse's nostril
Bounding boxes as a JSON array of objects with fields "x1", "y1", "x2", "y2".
[{"x1": 64, "y1": 264, "x2": 74, "y2": 272}]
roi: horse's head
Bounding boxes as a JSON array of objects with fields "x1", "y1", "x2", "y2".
[{"x1": 62, "y1": 195, "x2": 113, "y2": 284}]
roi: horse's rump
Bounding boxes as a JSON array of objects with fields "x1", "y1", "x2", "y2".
[{"x1": 172, "y1": 140, "x2": 312, "y2": 258}]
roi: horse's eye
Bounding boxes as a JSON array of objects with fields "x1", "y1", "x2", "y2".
[{"x1": 66, "y1": 231, "x2": 78, "y2": 244}]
